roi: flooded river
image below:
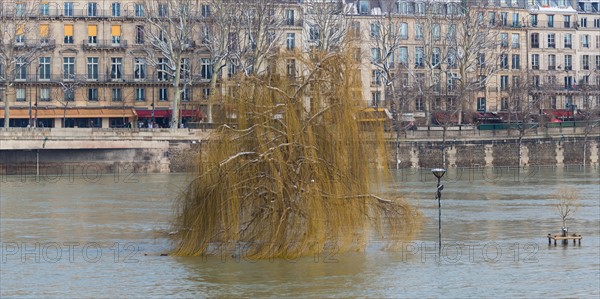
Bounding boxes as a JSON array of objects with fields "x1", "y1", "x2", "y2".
[{"x1": 1, "y1": 167, "x2": 598, "y2": 298}]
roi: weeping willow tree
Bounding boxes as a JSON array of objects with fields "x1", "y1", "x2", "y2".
[{"x1": 172, "y1": 48, "x2": 420, "y2": 259}]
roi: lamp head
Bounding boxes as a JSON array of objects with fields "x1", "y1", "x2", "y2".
[{"x1": 431, "y1": 168, "x2": 446, "y2": 179}]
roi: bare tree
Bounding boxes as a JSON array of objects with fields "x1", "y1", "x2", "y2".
[
  {"x1": 53, "y1": 77, "x2": 85, "y2": 127},
  {"x1": 556, "y1": 187, "x2": 578, "y2": 237},
  {"x1": 577, "y1": 81, "x2": 600, "y2": 167},
  {"x1": 0, "y1": 0, "x2": 44, "y2": 127},
  {"x1": 303, "y1": 0, "x2": 350, "y2": 54},
  {"x1": 501, "y1": 69, "x2": 542, "y2": 168},
  {"x1": 142, "y1": 0, "x2": 200, "y2": 129}
]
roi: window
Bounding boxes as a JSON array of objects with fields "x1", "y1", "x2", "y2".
[
  {"x1": 532, "y1": 54, "x2": 539, "y2": 70},
  {"x1": 201, "y1": 5, "x2": 210, "y2": 17},
  {"x1": 15, "y1": 2, "x2": 25, "y2": 17},
  {"x1": 159, "y1": 88, "x2": 168, "y2": 101},
  {"x1": 16, "y1": 88, "x2": 26, "y2": 102},
  {"x1": 200, "y1": 58, "x2": 212, "y2": 80},
  {"x1": 15, "y1": 58, "x2": 26, "y2": 80},
  {"x1": 550, "y1": 96, "x2": 557, "y2": 109},
  {"x1": 64, "y1": 2, "x2": 74, "y2": 17},
  {"x1": 111, "y1": 25, "x2": 121, "y2": 45},
  {"x1": 112, "y1": 88, "x2": 122, "y2": 101},
  {"x1": 564, "y1": 76, "x2": 573, "y2": 90},
  {"x1": 64, "y1": 90, "x2": 74, "y2": 102},
  {"x1": 512, "y1": 76, "x2": 520, "y2": 89},
  {"x1": 359, "y1": 0, "x2": 369, "y2": 14},
  {"x1": 446, "y1": 24, "x2": 456, "y2": 40},
  {"x1": 134, "y1": 58, "x2": 146, "y2": 80},
  {"x1": 477, "y1": 53, "x2": 485, "y2": 68},
  {"x1": 398, "y1": 47, "x2": 408, "y2": 66},
  {"x1": 582, "y1": 55, "x2": 589, "y2": 70},
  {"x1": 595, "y1": 19, "x2": 600, "y2": 28},
  {"x1": 399, "y1": 23, "x2": 408, "y2": 39},
  {"x1": 15, "y1": 25, "x2": 24, "y2": 44},
  {"x1": 371, "y1": 70, "x2": 381, "y2": 86},
  {"x1": 529, "y1": 33, "x2": 539, "y2": 49},
  {"x1": 531, "y1": 14, "x2": 537, "y2": 27},
  {"x1": 564, "y1": 33, "x2": 572, "y2": 48},
  {"x1": 581, "y1": 35, "x2": 590, "y2": 48},
  {"x1": 532, "y1": 75, "x2": 540, "y2": 88},
  {"x1": 180, "y1": 87, "x2": 190, "y2": 102},
  {"x1": 547, "y1": 15, "x2": 554, "y2": 28},
  {"x1": 370, "y1": 23, "x2": 380, "y2": 39},
  {"x1": 564, "y1": 55, "x2": 572, "y2": 70},
  {"x1": 415, "y1": 98, "x2": 424, "y2": 111},
  {"x1": 40, "y1": 88, "x2": 50, "y2": 102},
  {"x1": 548, "y1": 75, "x2": 556, "y2": 86},
  {"x1": 39, "y1": 57, "x2": 50, "y2": 80},
  {"x1": 500, "y1": 33, "x2": 508, "y2": 48},
  {"x1": 135, "y1": 3, "x2": 144, "y2": 17},
  {"x1": 88, "y1": 2, "x2": 97, "y2": 17},
  {"x1": 580, "y1": 18, "x2": 587, "y2": 28},
  {"x1": 477, "y1": 97, "x2": 486, "y2": 112},
  {"x1": 158, "y1": 4, "x2": 167, "y2": 17},
  {"x1": 88, "y1": 88, "x2": 98, "y2": 101},
  {"x1": 135, "y1": 25, "x2": 144, "y2": 44},
  {"x1": 596, "y1": 55, "x2": 600, "y2": 70},
  {"x1": 447, "y1": 48, "x2": 456, "y2": 68},
  {"x1": 135, "y1": 88, "x2": 145, "y2": 101},
  {"x1": 415, "y1": 24, "x2": 423, "y2": 40},
  {"x1": 563, "y1": 15, "x2": 570, "y2": 28},
  {"x1": 63, "y1": 57, "x2": 75, "y2": 80},
  {"x1": 500, "y1": 75, "x2": 509, "y2": 91},
  {"x1": 110, "y1": 58, "x2": 123, "y2": 80},
  {"x1": 500, "y1": 54, "x2": 509, "y2": 69},
  {"x1": 547, "y1": 33, "x2": 555, "y2": 48},
  {"x1": 415, "y1": 47, "x2": 424, "y2": 67},
  {"x1": 88, "y1": 25, "x2": 97, "y2": 44},
  {"x1": 371, "y1": 48, "x2": 381, "y2": 63},
  {"x1": 422, "y1": 23, "x2": 435, "y2": 41},
  {"x1": 286, "y1": 33, "x2": 295, "y2": 50},
  {"x1": 597, "y1": 36, "x2": 600, "y2": 49},
  {"x1": 40, "y1": 3, "x2": 49, "y2": 16},
  {"x1": 309, "y1": 26, "x2": 319, "y2": 42},
  {"x1": 432, "y1": 48, "x2": 440, "y2": 67},
  {"x1": 64, "y1": 24, "x2": 74, "y2": 44},
  {"x1": 371, "y1": 91, "x2": 381, "y2": 107},
  {"x1": 111, "y1": 2, "x2": 121, "y2": 17},
  {"x1": 501, "y1": 12, "x2": 508, "y2": 26},
  {"x1": 512, "y1": 54, "x2": 520, "y2": 69},
  {"x1": 512, "y1": 13, "x2": 519, "y2": 27},
  {"x1": 87, "y1": 57, "x2": 98, "y2": 80},
  {"x1": 501, "y1": 97, "x2": 509, "y2": 111},
  {"x1": 158, "y1": 58, "x2": 168, "y2": 80},
  {"x1": 488, "y1": 12, "x2": 496, "y2": 26},
  {"x1": 285, "y1": 9, "x2": 294, "y2": 26},
  {"x1": 511, "y1": 33, "x2": 520, "y2": 48}
]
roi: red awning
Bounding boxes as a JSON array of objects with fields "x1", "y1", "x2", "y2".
[
  {"x1": 544, "y1": 109, "x2": 572, "y2": 118},
  {"x1": 135, "y1": 109, "x2": 202, "y2": 118}
]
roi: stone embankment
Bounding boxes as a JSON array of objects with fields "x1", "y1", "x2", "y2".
[{"x1": 1, "y1": 125, "x2": 598, "y2": 175}]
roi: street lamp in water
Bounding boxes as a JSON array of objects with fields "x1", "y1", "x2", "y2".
[{"x1": 431, "y1": 168, "x2": 446, "y2": 255}]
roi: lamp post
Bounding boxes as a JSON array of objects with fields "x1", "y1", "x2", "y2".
[{"x1": 431, "y1": 168, "x2": 446, "y2": 255}]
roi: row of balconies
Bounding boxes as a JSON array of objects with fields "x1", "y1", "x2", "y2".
[
  {"x1": 13, "y1": 39, "x2": 56, "y2": 49},
  {"x1": 4, "y1": 74, "x2": 212, "y2": 84},
  {"x1": 13, "y1": 39, "x2": 198, "y2": 51},
  {"x1": 0, "y1": 9, "x2": 305, "y2": 26}
]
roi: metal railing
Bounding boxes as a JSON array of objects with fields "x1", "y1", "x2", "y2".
[{"x1": 82, "y1": 40, "x2": 128, "y2": 50}]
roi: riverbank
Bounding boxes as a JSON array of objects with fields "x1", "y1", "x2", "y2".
[{"x1": 1, "y1": 127, "x2": 598, "y2": 174}]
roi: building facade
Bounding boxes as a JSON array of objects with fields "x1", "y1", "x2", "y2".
[{"x1": 0, "y1": 0, "x2": 598, "y2": 128}]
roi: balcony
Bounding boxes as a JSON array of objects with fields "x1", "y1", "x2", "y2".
[
  {"x1": 82, "y1": 40, "x2": 128, "y2": 51},
  {"x1": 13, "y1": 39, "x2": 56, "y2": 50}
]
